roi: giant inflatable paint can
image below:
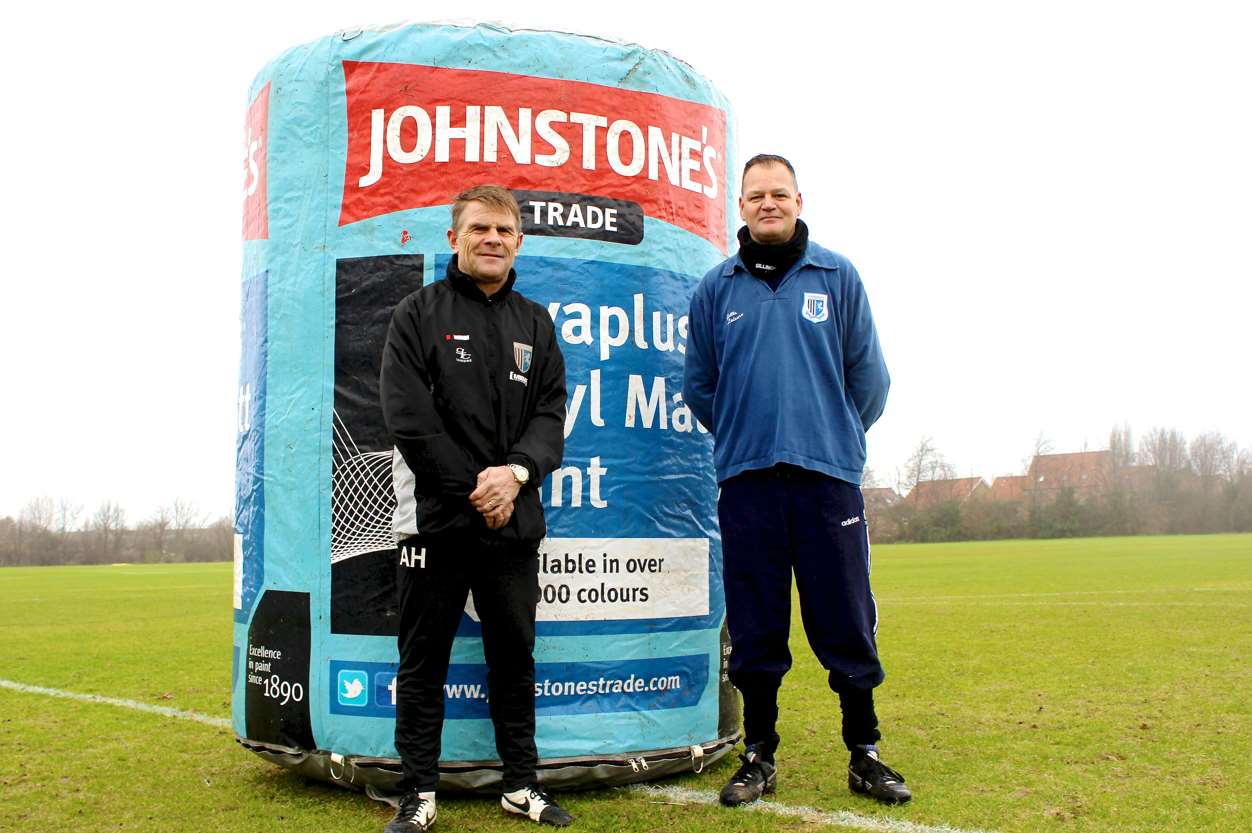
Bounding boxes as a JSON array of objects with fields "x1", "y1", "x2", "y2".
[{"x1": 233, "y1": 22, "x2": 738, "y2": 792}]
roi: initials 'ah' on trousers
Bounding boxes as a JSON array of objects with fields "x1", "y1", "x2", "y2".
[{"x1": 394, "y1": 534, "x2": 540, "y2": 792}]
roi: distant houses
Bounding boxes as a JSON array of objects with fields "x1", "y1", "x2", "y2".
[
  {"x1": 868, "y1": 432, "x2": 1251, "y2": 541},
  {"x1": 902, "y1": 450, "x2": 1120, "y2": 511},
  {"x1": 844, "y1": 450, "x2": 1188, "y2": 518}
]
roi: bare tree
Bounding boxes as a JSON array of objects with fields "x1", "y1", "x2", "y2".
[
  {"x1": 142, "y1": 505, "x2": 173, "y2": 559},
  {"x1": 900, "y1": 436, "x2": 956, "y2": 493},
  {"x1": 1022, "y1": 431, "x2": 1054, "y2": 473},
  {"x1": 1190, "y1": 432, "x2": 1236, "y2": 494},
  {"x1": 20, "y1": 496, "x2": 56, "y2": 532},
  {"x1": 184, "y1": 516, "x2": 235, "y2": 562},
  {"x1": 171, "y1": 498, "x2": 206, "y2": 531},
  {"x1": 18, "y1": 497, "x2": 57, "y2": 564},
  {"x1": 55, "y1": 499, "x2": 81, "y2": 536},
  {"x1": 0, "y1": 516, "x2": 17, "y2": 566},
  {"x1": 1141, "y1": 427, "x2": 1189, "y2": 471},
  {"x1": 53, "y1": 498, "x2": 82, "y2": 561},
  {"x1": 1138, "y1": 428, "x2": 1192, "y2": 515},
  {"x1": 88, "y1": 500, "x2": 128, "y2": 563},
  {"x1": 207, "y1": 516, "x2": 234, "y2": 557},
  {"x1": 169, "y1": 498, "x2": 206, "y2": 557},
  {"x1": 1108, "y1": 423, "x2": 1135, "y2": 468}
]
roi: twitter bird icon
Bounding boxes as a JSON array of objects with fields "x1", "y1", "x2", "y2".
[{"x1": 338, "y1": 669, "x2": 369, "y2": 707}]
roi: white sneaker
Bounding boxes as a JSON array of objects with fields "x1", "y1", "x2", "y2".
[
  {"x1": 385, "y1": 790, "x2": 436, "y2": 832},
  {"x1": 501, "y1": 785, "x2": 573, "y2": 826}
]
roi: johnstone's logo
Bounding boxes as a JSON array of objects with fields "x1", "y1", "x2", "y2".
[{"x1": 340, "y1": 61, "x2": 729, "y2": 251}]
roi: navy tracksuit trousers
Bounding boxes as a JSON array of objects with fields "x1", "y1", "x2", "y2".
[
  {"x1": 394, "y1": 534, "x2": 540, "y2": 792},
  {"x1": 719, "y1": 465, "x2": 884, "y2": 754}
]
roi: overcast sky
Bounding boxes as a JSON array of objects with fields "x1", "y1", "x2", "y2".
[{"x1": 1, "y1": 1, "x2": 1248, "y2": 522}]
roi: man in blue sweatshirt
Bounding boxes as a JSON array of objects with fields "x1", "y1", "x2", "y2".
[{"x1": 683, "y1": 154, "x2": 909, "y2": 806}]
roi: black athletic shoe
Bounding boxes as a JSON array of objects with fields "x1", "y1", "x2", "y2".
[
  {"x1": 384, "y1": 790, "x2": 437, "y2": 832},
  {"x1": 501, "y1": 785, "x2": 573, "y2": 827},
  {"x1": 718, "y1": 746, "x2": 777, "y2": 807},
  {"x1": 848, "y1": 749, "x2": 911, "y2": 804}
]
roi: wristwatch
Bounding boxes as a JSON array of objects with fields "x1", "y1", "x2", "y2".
[{"x1": 508, "y1": 463, "x2": 530, "y2": 485}]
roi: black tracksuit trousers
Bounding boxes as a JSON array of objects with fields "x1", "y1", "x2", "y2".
[
  {"x1": 394, "y1": 534, "x2": 540, "y2": 792},
  {"x1": 719, "y1": 465, "x2": 884, "y2": 755}
]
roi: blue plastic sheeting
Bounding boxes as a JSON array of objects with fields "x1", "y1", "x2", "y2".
[{"x1": 232, "y1": 21, "x2": 737, "y2": 790}]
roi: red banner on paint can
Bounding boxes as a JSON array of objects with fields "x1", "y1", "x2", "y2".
[{"x1": 339, "y1": 62, "x2": 728, "y2": 251}]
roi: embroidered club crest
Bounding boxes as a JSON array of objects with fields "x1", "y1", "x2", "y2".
[
  {"x1": 513, "y1": 341, "x2": 533, "y2": 373},
  {"x1": 802, "y1": 292, "x2": 829, "y2": 323}
]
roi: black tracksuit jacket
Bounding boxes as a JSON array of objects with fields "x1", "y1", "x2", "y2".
[{"x1": 380, "y1": 257, "x2": 566, "y2": 545}]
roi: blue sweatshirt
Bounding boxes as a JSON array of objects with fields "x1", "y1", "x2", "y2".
[{"x1": 682, "y1": 240, "x2": 889, "y2": 485}]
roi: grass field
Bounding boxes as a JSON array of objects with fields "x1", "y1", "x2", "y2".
[{"x1": 2, "y1": 534, "x2": 1249, "y2": 832}]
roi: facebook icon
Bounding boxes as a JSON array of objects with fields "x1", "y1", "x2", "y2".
[{"x1": 374, "y1": 672, "x2": 398, "y2": 710}]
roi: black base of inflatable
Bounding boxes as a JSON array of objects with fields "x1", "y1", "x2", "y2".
[{"x1": 238, "y1": 734, "x2": 740, "y2": 796}]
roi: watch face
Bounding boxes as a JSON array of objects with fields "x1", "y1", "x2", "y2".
[{"x1": 510, "y1": 464, "x2": 529, "y2": 484}]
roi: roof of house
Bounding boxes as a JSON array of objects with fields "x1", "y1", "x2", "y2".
[
  {"x1": 987, "y1": 475, "x2": 1028, "y2": 502},
  {"x1": 907, "y1": 476, "x2": 987, "y2": 509},
  {"x1": 1027, "y1": 450, "x2": 1112, "y2": 489},
  {"x1": 863, "y1": 487, "x2": 902, "y2": 507}
]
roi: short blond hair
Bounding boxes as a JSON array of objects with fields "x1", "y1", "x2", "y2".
[{"x1": 450, "y1": 185, "x2": 522, "y2": 233}]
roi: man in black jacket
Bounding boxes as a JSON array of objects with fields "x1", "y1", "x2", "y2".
[{"x1": 379, "y1": 185, "x2": 570, "y2": 831}]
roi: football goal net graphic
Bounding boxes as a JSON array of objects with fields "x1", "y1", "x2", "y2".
[{"x1": 330, "y1": 409, "x2": 396, "y2": 564}]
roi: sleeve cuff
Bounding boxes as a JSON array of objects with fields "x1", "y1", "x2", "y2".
[{"x1": 506, "y1": 452, "x2": 537, "y2": 486}]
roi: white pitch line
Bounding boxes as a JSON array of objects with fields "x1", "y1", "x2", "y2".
[
  {"x1": 883, "y1": 587, "x2": 1232, "y2": 601},
  {"x1": 4, "y1": 586, "x2": 226, "y2": 602},
  {"x1": 2, "y1": 679, "x2": 998, "y2": 833},
  {"x1": 628, "y1": 784, "x2": 1003, "y2": 833},
  {"x1": 0, "y1": 679, "x2": 231, "y2": 729},
  {"x1": 890, "y1": 600, "x2": 1242, "y2": 608}
]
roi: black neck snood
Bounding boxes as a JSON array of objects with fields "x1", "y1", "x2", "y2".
[{"x1": 737, "y1": 220, "x2": 809, "y2": 290}]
